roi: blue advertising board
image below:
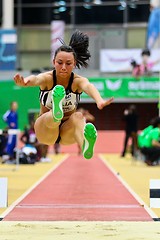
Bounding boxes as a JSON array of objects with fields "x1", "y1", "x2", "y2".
[
  {"x1": 147, "y1": 7, "x2": 160, "y2": 49},
  {"x1": 0, "y1": 29, "x2": 17, "y2": 70}
]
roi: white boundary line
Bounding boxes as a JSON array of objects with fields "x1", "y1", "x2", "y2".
[
  {"x1": 0, "y1": 154, "x2": 69, "y2": 219},
  {"x1": 98, "y1": 154, "x2": 158, "y2": 220},
  {"x1": 16, "y1": 203, "x2": 142, "y2": 209}
]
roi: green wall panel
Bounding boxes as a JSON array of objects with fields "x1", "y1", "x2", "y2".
[{"x1": 0, "y1": 80, "x2": 39, "y2": 130}]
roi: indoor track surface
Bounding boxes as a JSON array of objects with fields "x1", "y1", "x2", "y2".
[{"x1": 0, "y1": 150, "x2": 160, "y2": 239}]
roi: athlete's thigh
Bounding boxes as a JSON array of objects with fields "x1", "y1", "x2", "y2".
[
  {"x1": 60, "y1": 119, "x2": 76, "y2": 145},
  {"x1": 34, "y1": 114, "x2": 59, "y2": 145}
]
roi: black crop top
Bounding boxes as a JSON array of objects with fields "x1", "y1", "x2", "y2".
[{"x1": 39, "y1": 70, "x2": 81, "y2": 113}]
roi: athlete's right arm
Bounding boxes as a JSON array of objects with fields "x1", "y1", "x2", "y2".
[{"x1": 14, "y1": 73, "x2": 45, "y2": 87}]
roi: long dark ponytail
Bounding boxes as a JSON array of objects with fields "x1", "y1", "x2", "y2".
[
  {"x1": 69, "y1": 30, "x2": 91, "y2": 68},
  {"x1": 54, "y1": 30, "x2": 91, "y2": 69}
]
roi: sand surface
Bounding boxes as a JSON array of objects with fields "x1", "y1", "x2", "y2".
[{"x1": 1, "y1": 221, "x2": 160, "y2": 240}]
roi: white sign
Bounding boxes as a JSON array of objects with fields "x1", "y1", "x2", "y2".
[
  {"x1": 100, "y1": 49, "x2": 160, "y2": 72},
  {"x1": 51, "y1": 20, "x2": 65, "y2": 59},
  {"x1": 150, "y1": 179, "x2": 160, "y2": 208},
  {"x1": 0, "y1": 178, "x2": 8, "y2": 208}
]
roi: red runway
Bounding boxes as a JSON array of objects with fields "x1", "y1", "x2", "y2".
[{"x1": 3, "y1": 155, "x2": 153, "y2": 221}]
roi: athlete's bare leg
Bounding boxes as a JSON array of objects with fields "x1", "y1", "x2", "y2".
[
  {"x1": 60, "y1": 112, "x2": 86, "y2": 147},
  {"x1": 60, "y1": 112, "x2": 97, "y2": 159},
  {"x1": 34, "y1": 110, "x2": 60, "y2": 145}
]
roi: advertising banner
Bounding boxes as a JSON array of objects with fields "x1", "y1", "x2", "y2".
[
  {"x1": 82, "y1": 76, "x2": 160, "y2": 100},
  {"x1": 147, "y1": 6, "x2": 160, "y2": 49},
  {"x1": 100, "y1": 49, "x2": 160, "y2": 72},
  {"x1": 0, "y1": 29, "x2": 17, "y2": 70}
]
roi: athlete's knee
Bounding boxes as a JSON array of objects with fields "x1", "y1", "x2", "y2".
[
  {"x1": 34, "y1": 124, "x2": 58, "y2": 145},
  {"x1": 71, "y1": 112, "x2": 84, "y2": 122}
]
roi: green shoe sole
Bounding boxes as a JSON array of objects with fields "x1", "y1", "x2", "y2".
[
  {"x1": 82, "y1": 123, "x2": 97, "y2": 160},
  {"x1": 52, "y1": 85, "x2": 65, "y2": 121}
]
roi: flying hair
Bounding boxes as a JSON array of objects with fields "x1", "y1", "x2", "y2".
[
  {"x1": 55, "y1": 30, "x2": 91, "y2": 69},
  {"x1": 69, "y1": 30, "x2": 91, "y2": 69}
]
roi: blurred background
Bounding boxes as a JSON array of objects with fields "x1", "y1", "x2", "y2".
[{"x1": 0, "y1": 0, "x2": 160, "y2": 131}]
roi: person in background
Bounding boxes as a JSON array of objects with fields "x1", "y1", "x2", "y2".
[
  {"x1": 3, "y1": 101, "x2": 18, "y2": 159},
  {"x1": 0, "y1": 128, "x2": 8, "y2": 160},
  {"x1": 130, "y1": 48, "x2": 160, "y2": 78},
  {"x1": 130, "y1": 59, "x2": 141, "y2": 79},
  {"x1": 20, "y1": 121, "x2": 51, "y2": 162},
  {"x1": 121, "y1": 104, "x2": 138, "y2": 158},
  {"x1": 137, "y1": 117, "x2": 156, "y2": 149},
  {"x1": 138, "y1": 116, "x2": 160, "y2": 166},
  {"x1": 76, "y1": 108, "x2": 95, "y2": 155},
  {"x1": 139, "y1": 49, "x2": 159, "y2": 76}
]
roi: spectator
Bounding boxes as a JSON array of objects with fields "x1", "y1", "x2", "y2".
[
  {"x1": 138, "y1": 116, "x2": 160, "y2": 166},
  {"x1": 20, "y1": 121, "x2": 51, "y2": 162},
  {"x1": 121, "y1": 104, "x2": 138, "y2": 158},
  {"x1": 130, "y1": 59, "x2": 140, "y2": 78},
  {"x1": 137, "y1": 117, "x2": 156, "y2": 149},
  {"x1": 0, "y1": 128, "x2": 8, "y2": 158},
  {"x1": 132, "y1": 49, "x2": 160, "y2": 78},
  {"x1": 3, "y1": 101, "x2": 18, "y2": 159}
]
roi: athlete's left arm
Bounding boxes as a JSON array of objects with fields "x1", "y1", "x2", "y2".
[{"x1": 78, "y1": 77, "x2": 114, "y2": 110}]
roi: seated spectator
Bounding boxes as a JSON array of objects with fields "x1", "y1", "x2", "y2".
[
  {"x1": 138, "y1": 116, "x2": 160, "y2": 166},
  {"x1": 20, "y1": 121, "x2": 51, "y2": 163},
  {"x1": 137, "y1": 118, "x2": 155, "y2": 149},
  {"x1": 0, "y1": 128, "x2": 8, "y2": 160}
]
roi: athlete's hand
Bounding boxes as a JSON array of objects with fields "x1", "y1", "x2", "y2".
[
  {"x1": 14, "y1": 73, "x2": 30, "y2": 86},
  {"x1": 97, "y1": 97, "x2": 114, "y2": 110}
]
